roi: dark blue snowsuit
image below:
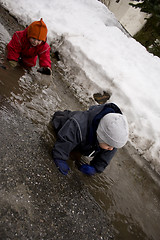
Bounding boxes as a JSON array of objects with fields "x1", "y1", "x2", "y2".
[{"x1": 52, "y1": 103, "x2": 122, "y2": 173}]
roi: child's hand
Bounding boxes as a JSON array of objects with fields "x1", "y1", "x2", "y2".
[
  {"x1": 79, "y1": 164, "x2": 97, "y2": 176},
  {"x1": 54, "y1": 159, "x2": 70, "y2": 175},
  {"x1": 37, "y1": 67, "x2": 52, "y2": 75},
  {"x1": 9, "y1": 60, "x2": 18, "y2": 68}
]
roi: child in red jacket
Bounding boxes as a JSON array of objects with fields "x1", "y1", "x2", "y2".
[{"x1": 7, "y1": 18, "x2": 52, "y2": 75}]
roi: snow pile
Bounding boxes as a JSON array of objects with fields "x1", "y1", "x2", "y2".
[{"x1": 1, "y1": 0, "x2": 160, "y2": 174}]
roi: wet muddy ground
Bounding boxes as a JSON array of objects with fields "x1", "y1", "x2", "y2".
[
  {"x1": 0, "y1": 4, "x2": 160, "y2": 240},
  {"x1": 0, "y1": 102, "x2": 115, "y2": 240}
]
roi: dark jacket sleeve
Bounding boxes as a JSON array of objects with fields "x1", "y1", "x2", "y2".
[
  {"x1": 52, "y1": 117, "x2": 82, "y2": 161},
  {"x1": 90, "y1": 148, "x2": 117, "y2": 173}
]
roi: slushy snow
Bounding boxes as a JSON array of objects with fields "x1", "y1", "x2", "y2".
[{"x1": 1, "y1": 0, "x2": 160, "y2": 174}]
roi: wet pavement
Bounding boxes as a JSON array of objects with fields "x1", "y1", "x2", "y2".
[
  {"x1": 0, "y1": 4, "x2": 160, "y2": 240},
  {"x1": 0, "y1": 103, "x2": 114, "y2": 240}
]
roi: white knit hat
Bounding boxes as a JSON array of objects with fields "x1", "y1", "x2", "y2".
[{"x1": 96, "y1": 113, "x2": 129, "y2": 148}]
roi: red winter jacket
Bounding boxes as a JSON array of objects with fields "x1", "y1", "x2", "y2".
[{"x1": 7, "y1": 27, "x2": 51, "y2": 68}]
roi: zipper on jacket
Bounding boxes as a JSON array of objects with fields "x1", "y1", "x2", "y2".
[{"x1": 88, "y1": 150, "x2": 95, "y2": 157}]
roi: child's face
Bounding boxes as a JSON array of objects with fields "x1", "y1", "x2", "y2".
[
  {"x1": 29, "y1": 37, "x2": 42, "y2": 46},
  {"x1": 99, "y1": 142, "x2": 113, "y2": 151}
]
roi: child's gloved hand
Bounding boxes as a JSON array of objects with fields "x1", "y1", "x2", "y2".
[
  {"x1": 9, "y1": 60, "x2": 18, "y2": 68},
  {"x1": 79, "y1": 164, "x2": 97, "y2": 176},
  {"x1": 37, "y1": 67, "x2": 52, "y2": 75},
  {"x1": 54, "y1": 159, "x2": 70, "y2": 175}
]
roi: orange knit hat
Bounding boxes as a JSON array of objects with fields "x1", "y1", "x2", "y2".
[{"x1": 27, "y1": 18, "x2": 48, "y2": 42}]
